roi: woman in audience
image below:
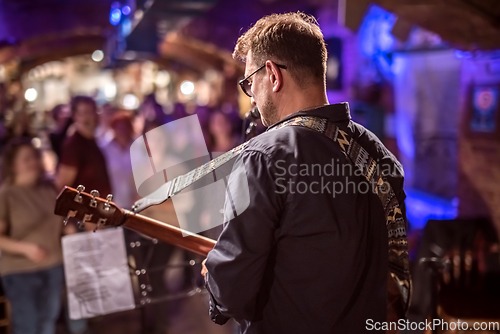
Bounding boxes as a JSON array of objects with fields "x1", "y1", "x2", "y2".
[{"x1": 0, "y1": 138, "x2": 68, "y2": 334}]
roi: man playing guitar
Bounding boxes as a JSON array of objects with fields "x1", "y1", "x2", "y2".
[
  {"x1": 54, "y1": 11, "x2": 410, "y2": 334},
  {"x1": 200, "y1": 12, "x2": 410, "y2": 334}
]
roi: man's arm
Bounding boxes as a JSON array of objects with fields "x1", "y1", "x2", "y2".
[
  {"x1": 204, "y1": 150, "x2": 283, "y2": 323},
  {"x1": 55, "y1": 136, "x2": 79, "y2": 190},
  {"x1": 55, "y1": 164, "x2": 77, "y2": 191},
  {"x1": 0, "y1": 220, "x2": 47, "y2": 263},
  {"x1": 0, "y1": 191, "x2": 47, "y2": 263}
]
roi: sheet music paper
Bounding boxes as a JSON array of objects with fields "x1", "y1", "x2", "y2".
[{"x1": 62, "y1": 228, "x2": 135, "y2": 319}]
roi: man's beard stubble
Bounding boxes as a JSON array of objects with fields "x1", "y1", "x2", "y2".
[{"x1": 260, "y1": 96, "x2": 279, "y2": 127}]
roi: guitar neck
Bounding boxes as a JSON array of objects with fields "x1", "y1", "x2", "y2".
[{"x1": 121, "y1": 210, "x2": 216, "y2": 257}]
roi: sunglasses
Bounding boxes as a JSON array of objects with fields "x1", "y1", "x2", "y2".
[{"x1": 238, "y1": 63, "x2": 287, "y2": 98}]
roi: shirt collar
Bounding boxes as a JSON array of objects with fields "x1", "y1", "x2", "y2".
[{"x1": 266, "y1": 102, "x2": 351, "y2": 131}]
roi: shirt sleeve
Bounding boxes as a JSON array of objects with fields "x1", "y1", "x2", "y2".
[
  {"x1": 205, "y1": 150, "x2": 283, "y2": 323},
  {"x1": 59, "y1": 136, "x2": 80, "y2": 168}
]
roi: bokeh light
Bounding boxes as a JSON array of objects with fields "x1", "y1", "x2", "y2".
[
  {"x1": 180, "y1": 80, "x2": 195, "y2": 95},
  {"x1": 123, "y1": 94, "x2": 139, "y2": 109},
  {"x1": 92, "y1": 50, "x2": 104, "y2": 62},
  {"x1": 110, "y1": 8, "x2": 122, "y2": 25},
  {"x1": 122, "y1": 5, "x2": 131, "y2": 15},
  {"x1": 24, "y1": 88, "x2": 37, "y2": 102}
]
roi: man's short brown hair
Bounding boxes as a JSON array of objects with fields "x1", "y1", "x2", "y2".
[{"x1": 233, "y1": 12, "x2": 327, "y2": 87}]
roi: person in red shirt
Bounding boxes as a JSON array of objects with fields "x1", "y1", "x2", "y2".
[
  {"x1": 56, "y1": 96, "x2": 111, "y2": 197},
  {"x1": 55, "y1": 96, "x2": 111, "y2": 334}
]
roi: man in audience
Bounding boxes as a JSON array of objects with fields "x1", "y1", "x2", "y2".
[{"x1": 56, "y1": 95, "x2": 111, "y2": 197}]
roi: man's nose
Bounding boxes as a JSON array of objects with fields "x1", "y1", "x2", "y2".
[{"x1": 251, "y1": 97, "x2": 257, "y2": 106}]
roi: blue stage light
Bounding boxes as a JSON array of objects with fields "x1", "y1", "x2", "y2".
[
  {"x1": 405, "y1": 189, "x2": 458, "y2": 230},
  {"x1": 122, "y1": 5, "x2": 131, "y2": 15},
  {"x1": 110, "y1": 8, "x2": 122, "y2": 25}
]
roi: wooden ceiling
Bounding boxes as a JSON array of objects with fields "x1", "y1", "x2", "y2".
[
  {"x1": 0, "y1": 0, "x2": 499, "y2": 74},
  {"x1": 0, "y1": 0, "x2": 114, "y2": 66}
]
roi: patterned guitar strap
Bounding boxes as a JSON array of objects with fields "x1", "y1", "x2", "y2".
[
  {"x1": 133, "y1": 115, "x2": 411, "y2": 315},
  {"x1": 272, "y1": 115, "x2": 411, "y2": 317}
]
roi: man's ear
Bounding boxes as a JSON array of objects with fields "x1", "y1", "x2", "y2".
[{"x1": 265, "y1": 60, "x2": 283, "y2": 93}]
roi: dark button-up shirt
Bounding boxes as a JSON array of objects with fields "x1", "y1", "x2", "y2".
[{"x1": 206, "y1": 103, "x2": 406, "y2": 333}]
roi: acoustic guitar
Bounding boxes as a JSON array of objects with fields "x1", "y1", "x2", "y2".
[
  {"x1": 54, "y1": 185, "x2": 216, "y2": 256},
  {"x1": 56, "y1": 185, "x2": 406, "y2": 330}
]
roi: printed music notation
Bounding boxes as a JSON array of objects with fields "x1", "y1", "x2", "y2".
[{"x1": 62, "y1": 228, "x2": 135, "y2": 319}]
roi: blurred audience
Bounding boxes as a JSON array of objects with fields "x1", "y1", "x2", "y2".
[
  {"x1": 53, "y1": 95, "x2": 110, "y2": 334},
  {"x1": 95, "y1": 103, "x2": 116, "y2": 147},
  {"x1": 0, "y1": 88, "x2": 245, "y2": 334},
  {"x1": 101, "y1": 111, "x2": 136, "y2": 209},
  {"x1": 7, "y1": 109, "x2": 34, "y2": 141},
  {"x1": 55, "y1": 96, "x2": 111, "y2": 196},
  {"x1": 48, "y1": 104, "x2": 72, "y2": 159},
  {"x1": 208, "y1": 110, "x2": 240, "y2": 152},
  {"x1": 139, "y1": 94, "x2": 172, "y2": 132},
  {"x1": 171, "y1": 101, "x2": 188, "y2": 120},
  {"x1": 0, "y1": 138, "x2": 67, "y2": 334}
]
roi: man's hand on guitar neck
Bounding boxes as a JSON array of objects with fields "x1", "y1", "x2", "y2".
[{"x1": 201, "y1": 259, "x2": 208, "y2": 279}]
